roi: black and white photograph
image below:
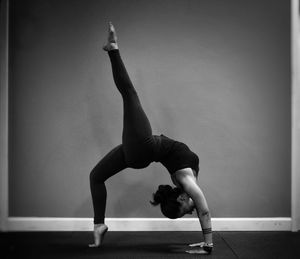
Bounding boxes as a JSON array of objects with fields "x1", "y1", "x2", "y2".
[{"x1": 1, "y1": 0, "x2": 300, "y2": 258}]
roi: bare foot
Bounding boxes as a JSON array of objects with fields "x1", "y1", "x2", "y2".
[
  {"x1": 88, "y1": 224, "x2": 108, "y2": 247},
  {"x1": 103, "y1": 22, "x2": 118, "y2": 51}
]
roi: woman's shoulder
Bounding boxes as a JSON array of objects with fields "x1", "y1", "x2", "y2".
[{"x1": 171, "y1": 168, "x2": 197, "y2": 187}]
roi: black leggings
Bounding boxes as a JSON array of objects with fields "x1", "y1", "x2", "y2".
[{"x1": 90, "y1": 50, "x2": 156, "y2": 224}]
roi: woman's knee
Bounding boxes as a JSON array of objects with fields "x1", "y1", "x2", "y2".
[{"x1": 89, "y1": 168, "x2": 104, "y2": 184}]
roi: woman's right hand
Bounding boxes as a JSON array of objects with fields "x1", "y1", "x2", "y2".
[
  {"x1": 189, "y1": 242, "x2": 205, "y2": 247},
  {"x1": 88, "y1": 223, "x2": 108, "y2": 248}
]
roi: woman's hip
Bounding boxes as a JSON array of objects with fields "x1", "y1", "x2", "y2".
[{"x1": 122, "y1": 136, "x2": 156, "y2": 168}]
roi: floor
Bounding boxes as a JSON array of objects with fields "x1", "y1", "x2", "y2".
[{"x1": 1, "y1": 231, "x2": 300, "y2": 258}]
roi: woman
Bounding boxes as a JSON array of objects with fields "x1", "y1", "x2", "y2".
[{"x1": 89, "y1": 22, "x2": 213, "y2": 254}]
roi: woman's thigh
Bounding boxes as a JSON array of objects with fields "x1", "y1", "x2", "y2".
[
  {"x1": 91, "y1": 144, "x2": 128, "y2": 183},
  {"x1": 122, "y1": 93, "x2": 152, "y2": 143},
  {"x1": 121, "y1": 94, "x2": 156, "y2": 168}
]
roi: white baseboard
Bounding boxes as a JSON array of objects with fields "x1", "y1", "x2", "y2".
[{"x1": 5, "y1": 217, "x2": 292, "y2": 231}]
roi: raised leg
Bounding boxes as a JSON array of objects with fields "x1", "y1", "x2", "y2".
[
  {"x1": 104, "y1": 23, "x2": 154, "y2": 167},
  {"x1": 107, "y1": 50, "x2": 153, "y2": 143}
]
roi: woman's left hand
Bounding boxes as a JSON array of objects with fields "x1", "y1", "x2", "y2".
[
  {"x1": 186, "y1": 242, "x2": 213, "y2": 254},
  {"x1": 185, "y1": 247, "x2": 209, "y2": 254}
]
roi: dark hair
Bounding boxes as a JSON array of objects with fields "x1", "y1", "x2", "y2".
[{"x1": 150, "y1": 185, "x2": 183, "y2": 219}]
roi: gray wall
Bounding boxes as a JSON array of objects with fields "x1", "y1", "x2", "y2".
[{"x1": 9, "y1": 0, "x2": 291, "y2": 218}]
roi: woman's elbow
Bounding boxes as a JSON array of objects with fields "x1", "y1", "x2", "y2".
[{"x1": 201, "y1": 210, "x2": 210, "y2": 216}]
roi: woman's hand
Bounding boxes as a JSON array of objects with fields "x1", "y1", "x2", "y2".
[
  {"x1": 189, "y1": 241, "x2": 206, "y2": 247},
  {"x1": 186, "y1": 248, "x2": 210, "y2": 254},
  {"x1": 186, "y1": 242, "x2": 213, "y2": 254},
  {"x1": 88, "y1": 224, "x2": 108, "y2": 248}
]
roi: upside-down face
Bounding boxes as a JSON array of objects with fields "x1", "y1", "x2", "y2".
[{"x1": 176, "y1": 192, "x2": 196, "y2": 217}]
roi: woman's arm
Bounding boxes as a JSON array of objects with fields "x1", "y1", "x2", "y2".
[{"x1": 175, "y1": 169, "x2": 213, "y2": 245}]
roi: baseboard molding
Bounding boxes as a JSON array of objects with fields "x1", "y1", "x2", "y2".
[{"x1": 5, "y1": 217, "x2": 292, "y2": 231}]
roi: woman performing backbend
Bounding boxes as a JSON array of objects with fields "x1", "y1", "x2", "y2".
[{"x1": 89, "y1": 22, "x2": 213, "y2": 254}]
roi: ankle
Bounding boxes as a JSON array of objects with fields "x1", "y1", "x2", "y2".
[
  {"x1": 103, "y1": 42, "x2": 119, "y2": 52},
  {"x1": 109, "y1": 42, "x2": 118, "y2": 50},
  {"x1": 94, "y1": 223, "x2": 105, "y2": 227}
]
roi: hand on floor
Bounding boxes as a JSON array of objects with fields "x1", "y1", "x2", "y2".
[
  {"x1": 88, "y1": 224, "x2": 108, "y2": 248},
  {"x1": 186, "y1": 248, "x2": 210, "y2": 254},
  {"x1": 186, "y1": 242, "x2": 213, "y2": 254},
  {"x1": 189, "y1": 241, "x2": 206, "y2": 247}
]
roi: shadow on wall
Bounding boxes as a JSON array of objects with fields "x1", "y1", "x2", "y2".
[
  {"x1": 110, "y1": 174, "x2": 162, "y2": 217},
  {"x1": 85, "y1": 76, "x2": 121, "y2": 149},
  {"x1": 73, "y1": 175, "x2": 154, "y2": 218},
  {"x1": 160, "y1": 102, "x2": 177, "y2": 136},
  {"x1": 74, "y1": 196, "x2": 93, "y2": 219}
]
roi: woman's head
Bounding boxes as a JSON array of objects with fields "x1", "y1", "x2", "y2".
[{"x1": 150, "y1": 185, "x2": 195, "y2": 219}]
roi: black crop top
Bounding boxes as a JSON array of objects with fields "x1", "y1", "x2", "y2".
[{"x1": 152, "y1": 134, "x2": 199, "y2": 175}]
